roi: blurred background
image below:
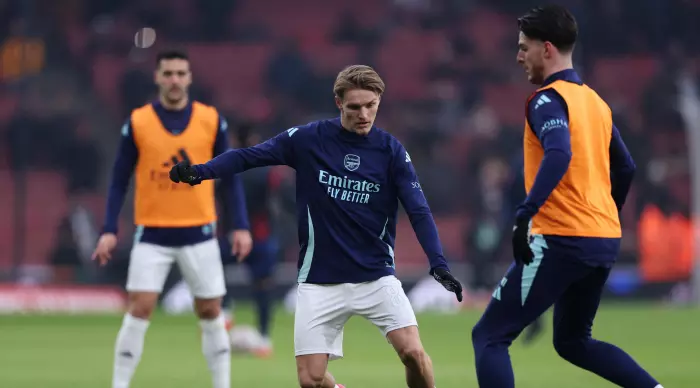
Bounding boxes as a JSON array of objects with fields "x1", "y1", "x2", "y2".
[
  {"x1": 2, "y1": 0, "x2": 700, "y2": 308},
  {"x1": 2, "y1": 0, "x2": 700, "y2": 386}
]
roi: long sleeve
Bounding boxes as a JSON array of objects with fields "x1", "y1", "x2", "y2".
[
  {"x1": 609, "y1": 123, "x2": 636, "y2": 211},
  {"x1": 102, "y1": 120, "x2": 138, "y2": 234},
  {"x1": 194, "y1": 128, "x2": 297, "y2": 180},
  {"x1": 391, "y1": 142, "x2": 449, "y2": 272},
  {"x1": 516, "y1": 90, "x2": 572, "y2": 221},
  {"x1": 213, "y1": 115, "x2": 249, "y2": 230}
]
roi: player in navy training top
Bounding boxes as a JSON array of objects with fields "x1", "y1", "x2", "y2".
[
  {"x1": 171, "y1": 65, "x2": 463, "y2": 388},
  {"x1": 471, "y1": 7, "x2": 662, "y2": 388}
]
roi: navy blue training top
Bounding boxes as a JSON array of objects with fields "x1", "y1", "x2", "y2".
[{"x1": 193, "y1": 117, "x2": 451, "y2": 284}]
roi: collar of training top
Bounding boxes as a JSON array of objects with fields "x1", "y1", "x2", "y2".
[{"x1": 542, "y1": 68, "x2": 583, "y2": 87}]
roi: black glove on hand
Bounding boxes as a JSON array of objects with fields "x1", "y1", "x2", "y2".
[
  {"x1": 432, "y1": 267, "x2": 463, "y2": 302},
  {"x1": 512, "y1": 217, "x2": 534, "y2": 265},
  {"x1": 169, "y1": 161, "x2": 201, "y2": 186}
]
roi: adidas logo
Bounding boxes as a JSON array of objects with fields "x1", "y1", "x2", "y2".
[
  {"x1": 162, "y1": 148, "x2": 191, "y2": 167},
  {"x1": 534, "y1": 94, "x2": 551, "y2": 109}
]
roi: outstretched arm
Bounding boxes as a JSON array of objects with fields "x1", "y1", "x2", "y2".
[{"x1": 194, "y1": 128, "x2": 297, "y2": 180}]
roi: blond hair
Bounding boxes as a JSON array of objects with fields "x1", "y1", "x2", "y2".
[{"x1": 333, "y1": 65, "x2": 385, "y2": 99}]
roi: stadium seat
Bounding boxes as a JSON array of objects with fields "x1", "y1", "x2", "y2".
[
  {"x1": 461, "y1": 8, "x2": 511, "y2": 60},
  {"x1": 394, "y1": 215, "x2": 467, "y2": 268},
  {"x1": 23, "y1": 171, "x2": 69, "y2": 265},
  {"x1": 0, "y1": 94, "x2": 18, "y2": 125},
  {"x1": 64, "y1": 24, "x2": 89, "y2": 59},
  {"x1": 91, "y1": 54, "x2": 127, "y2": 114},
  {"x1": 592, "y1": 56, "x2": 659, "y2": 107},
  {"x1": 483, "y1": 83, "x2": 534, "y2": 126},
  {"x1": 186, "y1": 43, "x2": 272, "y2": 94},
  {"x1": 0, "y1": 170, "x2": 14, "y2": 269},
  {"x1": 300, "y1": 43, "x2": 359, "y2": 76},
  {"x1": 377, "y1": 29, "x2": 448, "y2": 100}
]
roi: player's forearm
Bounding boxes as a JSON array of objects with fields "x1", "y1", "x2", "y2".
[
  {"x1": 194, "y1": 146, "x2": 284, "y2": 180},
  {"x1": 408, "y1": 211, "x2": 450, "y2": 271},
  {"x1": 194, "y1": 149, "x2": 243, "y2": 180},
  {"x1": 609, "y1": 124, "x2": 636, "y2": 210},
  {"x1": 516, "y1": 149, "x2": 571, "y2": 220},
  {"x1": 611, "y1": 169, "x2": 635, "y2": 211},
  {"x1": 102, "y1": 154, "x2": 135, "y2": 234},
  {"x1": 226, "y1": 174, "x2": 250, "y2": 230}
]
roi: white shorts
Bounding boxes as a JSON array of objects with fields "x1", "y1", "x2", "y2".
[
  {"x1": 126, "y1": 239, "x2": 225, "y2": 299},
  {"x1": 294, "y1": 275, "x2": 417, "y2": 361}
]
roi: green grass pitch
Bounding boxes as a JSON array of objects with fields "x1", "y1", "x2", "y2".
[{"x1": 1, "y1": 303, "x2": 698, "y2": 387}]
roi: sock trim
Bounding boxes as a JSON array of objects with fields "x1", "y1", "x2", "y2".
[
  {"x1": 200, "y1": 313, "x2": 226, "y2": 331},
  {"x1": 124, "y1": 313, "x2": 150, "y2": 331}
]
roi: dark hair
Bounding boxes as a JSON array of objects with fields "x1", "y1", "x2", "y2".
[
  {"x1": 517, "y1": 5, "x2": 578, "y2": 52},
  {"x1": 156, "y1": 49, "x2": 189, "y2": 67}
]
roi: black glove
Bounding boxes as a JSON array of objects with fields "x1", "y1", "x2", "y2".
[
  {"x1": 431, "y1": 267, "x2": 463, "y2": 302},
  {"x1": 169, "y1": 161, "x2": 201, "y2": 186},
  {"x1": 512, "y1": 217, "x2": 534, "y2": 265}
]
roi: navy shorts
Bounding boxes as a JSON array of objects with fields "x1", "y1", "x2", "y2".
[
  {"x1": 219, "y1": 236, "x2": 280, "y2": 280},
  {"x1": 474, "y1": 234, "x2": 615, "y2": 344}
]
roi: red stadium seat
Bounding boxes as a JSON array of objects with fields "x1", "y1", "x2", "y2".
[
  {"x1": 0, "y1": 170, "x2": 14, "y2": 269},
  {"x1": 591, "y1": 56, "x2": 659, "y2": 107},
  {"x1": 23, "y1": 171, "x2": 69, "y2": 265},
  {"x1": 64, "y1": 24, "x2": 89, "y2": 59},
  {"x1": 377, "y1": 29, "x2": 448, "y2": 100},
  {"x1": 301, "y1": 44, "x2": 359, "y2": 76},
  {"x1": 91, "y1": 54, "x2": 127, "y2": 114},
  {"x1": 461, "y1": 8, "x2": 511, "y2": 60},
  {"x1": 394, "y1": 215, "x2": 467, "y2": 269},
  {"x1": 0, "y1": 171, "x2": 68, "y2": 269},
  {"x1": 483, "y1": 83, "x2": 534, "y2": 126},
  {"x1": 185, "y1": 43, "x2": 272, "y2": 94},
  {"x1": 231, "y1": 0, "x2": 337, "y2": 41},
  {"x1": 0, "y1": 94, "x2": 18, "y2": 125}
]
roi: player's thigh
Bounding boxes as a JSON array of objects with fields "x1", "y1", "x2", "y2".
[
  {"x1": 553, "y1": 265, "x2": 611, "y2": 341},
  {"x1": 353, "y1": 275, "x2": 418, "y2": 337},
  {"x1": 473, "y1": 235, "x2": 591, "y2": 342},
  {"x1": 294, "y1": 282, "x2": 351, "y2": 361},
  {"x1": 176, "y1": 239, "x2": 226, "y2": 299},
  {"x1": 126, "y1": 242, "x2": 176, "y2": 293}
]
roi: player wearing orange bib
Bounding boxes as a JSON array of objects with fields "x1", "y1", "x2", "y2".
[
  {"x1": 92, "y1": 50, "x2": 253, "y2": 388},
  {"x1": 470, "y1": 6, "x2": 663, "y2": 388}
]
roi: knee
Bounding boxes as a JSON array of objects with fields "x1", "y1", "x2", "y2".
[
  {"x1": 297, "y1": 371, "x2": 325, "y2": 388},
  {"x1": 128, "y1": 294, "x2": 157, "y2": 320},
  {"x1": 553, "y1": 337, "x2": 585, "y2": 361},
  {"x1": 195, "y1": 299, "x2": 222, "y2": 320},
  {"x1": 398, "y1": 346, "x2": 429, "y2": 370},
  {"x1": 471, "y1": 320, "x2": 487, "y2": 347}
]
